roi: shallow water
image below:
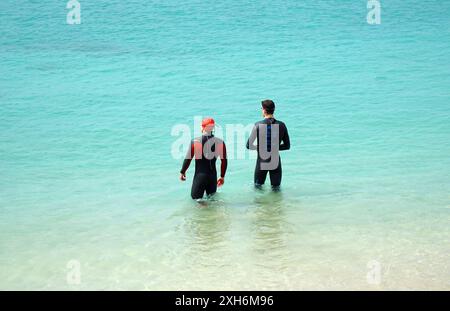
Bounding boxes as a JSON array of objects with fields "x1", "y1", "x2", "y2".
[{"x1": 0, "y1": 0, "x2": 449, "y2": 290}]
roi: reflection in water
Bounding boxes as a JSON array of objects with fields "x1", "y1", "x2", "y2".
[
  {"x1": 252, "y1": 190, "x2": 286, "y2": 252},
  {"x1": 173, "y1": 190, "x2": 297, "y2": 289},
  {"x1": 183, "y1": 197, "x2": 231, "y2": 253},
  {"x1": 158, "y1": 197, "x2": 234, "y2": 290},
  {"x1": 250, "y1": 190, "x2": 295, "y2": 288}
]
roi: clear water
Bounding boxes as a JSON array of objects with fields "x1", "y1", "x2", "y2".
[{"x1": 0, "y1": 0, "x2": 449, "y2": 290}]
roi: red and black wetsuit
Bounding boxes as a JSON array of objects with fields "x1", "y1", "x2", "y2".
[{"x1": 180, "y1": 135, "x2": 227, "y2": 199}]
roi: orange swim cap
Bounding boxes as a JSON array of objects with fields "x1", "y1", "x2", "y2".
[{"x1": 201, "y1": 118, "x2": 215, "y2": 131}]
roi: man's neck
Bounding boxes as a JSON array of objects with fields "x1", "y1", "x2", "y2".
[{"x1": 264, "y1": 115, "x2": 274, "y2": 119}]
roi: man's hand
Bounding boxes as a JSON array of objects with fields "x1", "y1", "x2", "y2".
[
  {"x1": 217, "y1": 177, "x2": 225, "y2": 187},
  {"x1": 180, "y1": 173, "x2": 186, "y2": 181}
]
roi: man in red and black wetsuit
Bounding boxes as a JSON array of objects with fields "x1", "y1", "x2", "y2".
[{"x1": 180, "y1": 118, "x2": 228, "y2": 200}]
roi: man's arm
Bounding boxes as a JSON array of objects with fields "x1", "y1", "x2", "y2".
[
  {"x1": 216, "y1": 141, "x2": 227, "y2": 186},
  {"x1": 279, "y1": 123, "x2": 290, "y2": 151},
  {"x1": 218, "y1": 142, "x2": 228, "y2": 178},
  {"x1": 246, "y1": 125, "x2": 258, "y2": 150},
  {"x1": 180, "y1": 141, "x2": 194, "y2": 178}
]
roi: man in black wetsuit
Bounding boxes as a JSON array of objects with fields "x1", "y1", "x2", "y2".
[
  {"x1": 180, "y1": 118, "x2": 228, "y2": 200},
  {"x1": 246, "y1": 100, "x2": 290, "y2": 189}
]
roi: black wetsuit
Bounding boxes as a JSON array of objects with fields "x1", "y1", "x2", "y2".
[
  {"x1": 246, "y1": 118, "x2": 290, "y2": 188},
  {"x1": 180, "y1": 135, "x2": 227, "y2": 199}
]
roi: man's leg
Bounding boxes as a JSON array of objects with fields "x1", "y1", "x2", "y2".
[
  {"x1": 254, "y1": 160, "x2": 268, "y2": 187},
  {"x1": 269, "y1": 160, "x2": 282, "y2": 190},
  {"x1": 191, "y1": 175, "x2": 206, "y2": 200},
  {"x1": 205, "y1": 174, "x2": 218, "y2": 197}
]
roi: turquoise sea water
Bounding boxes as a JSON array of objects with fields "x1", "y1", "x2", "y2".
[{"x1": 1, "y1": 0, "x2": 449, "y2": 290}]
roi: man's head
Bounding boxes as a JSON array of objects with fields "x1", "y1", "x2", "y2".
[
  {"x1": 201, "y1": 117, "x2": 215, "y2": 134},
  {"x1": 261, "y1": 99, "x2": 275, "y2": 117}
]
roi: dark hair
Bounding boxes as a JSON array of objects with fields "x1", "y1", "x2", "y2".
[{"x1": 261, "y1": 99, "x2": 275, "y2": 114}]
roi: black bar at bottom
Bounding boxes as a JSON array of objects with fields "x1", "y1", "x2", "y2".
[{"x1": 1, "y1": 291, "x2": 447, "y2": 310}]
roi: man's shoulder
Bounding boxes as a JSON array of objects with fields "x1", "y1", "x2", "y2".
[
  {"x1": 255, "y1": 119, "x2": 269, "y2": 125},
  {"x1": 194, "y1": 136, "x2": 225, "y2": 144},
  {"x1": 213, "y1": 137, "x2": 225, "y2": 144},
  {"x1": 275, "y1": 119, "x2": 287, "y2": 128},
  {"x1": 255, "y1": 119, "x2": 286, "y2": 126}
]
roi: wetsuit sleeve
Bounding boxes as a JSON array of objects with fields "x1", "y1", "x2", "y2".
[
  {"x1": 218, "y1": 142, "x2": 228, "y2": 178},
  {"x1": 246, "y1": 125, "x2": 258, "y2": 150},
  {"x1": 280, "y1": 123, "x2": 291, "y2": 151},
  {"x1": 180, "y1": 142, "x2": 194, "y2": 174}
]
